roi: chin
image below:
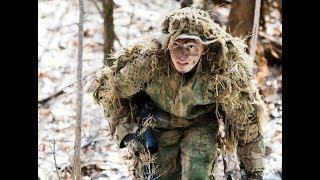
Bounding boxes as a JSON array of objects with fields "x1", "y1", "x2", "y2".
[
  {"x1": 177, "y1": 69, "x2": 189, "y2": 73},
  {"x1": 173, "y1": 64, "x2": 191, "y2": 73}
]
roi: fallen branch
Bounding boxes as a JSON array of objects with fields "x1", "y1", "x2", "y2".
[
  {"x1": 38, "y1": 89, "x2": 66, "y2": 105},
  {"x1": 80, "y1": 136, "x2": 97, "y2": 149},
  {"x1": 38, "y1": 70, "x2": 98, "y2": 105}
]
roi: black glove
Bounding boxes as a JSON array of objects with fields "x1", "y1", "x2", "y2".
[
  {"x1": 122, "y1": 134, "x2": 135, "y2": 146},
  {"x1": 122, "y1": 134, "x2": 144, "y2": 156}
]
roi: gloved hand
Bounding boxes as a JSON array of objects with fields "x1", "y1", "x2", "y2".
[{"x1": 122, "y1": 134, "x2": 144, "y2": 156}]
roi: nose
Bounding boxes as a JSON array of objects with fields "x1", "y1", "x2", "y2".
[{"x1": 177, "y1": 50, "x2": 188, "y2": 61}]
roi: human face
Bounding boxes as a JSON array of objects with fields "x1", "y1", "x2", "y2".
[{"x1": 168, "y1": 39, "x2": 206, "y2": 73}]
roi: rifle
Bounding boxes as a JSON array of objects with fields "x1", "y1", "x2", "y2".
[{"x1": 137, "y1": 99, "x2": 159, "y2": 179}]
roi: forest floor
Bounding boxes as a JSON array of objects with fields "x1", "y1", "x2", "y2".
[{"x1": 38, "y1": 0, "x2": 282, "y2": 179}]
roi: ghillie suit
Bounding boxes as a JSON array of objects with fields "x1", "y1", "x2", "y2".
[{"x1": 94, "y1": 7, "x2": 268, "y2": 179}]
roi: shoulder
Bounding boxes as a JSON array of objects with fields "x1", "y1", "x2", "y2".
[{"x1": 110, "y1": 37, "x2": 164, "y2": 73}]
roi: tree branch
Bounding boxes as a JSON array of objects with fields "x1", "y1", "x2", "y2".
[
  {"x1": 89, "y1": 0, "x2": 104, "y2": 18},
  {"x1": 114, "y1": 33, "x2": 123, "y2": 49}
]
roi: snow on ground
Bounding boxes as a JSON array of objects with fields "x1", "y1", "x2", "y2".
[{"x1": 38, "y1": 0, "x2": 282, "y2": 179}]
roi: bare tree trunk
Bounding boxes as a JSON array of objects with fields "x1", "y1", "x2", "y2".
[
  {"x1": 249, "y1": 0, "x2": 261, "y2": 59},
  {"x1": 227, "y1": 0, "x2": 255, "y2": 38},
  {"x1": 103, "y1": 0, "x2": 115, "y2": 66},
  {"x1": 73, "y1": 0, "x2": 84, "y2": 179}
]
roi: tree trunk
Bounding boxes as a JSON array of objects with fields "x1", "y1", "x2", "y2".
[
  {"x1": 249, "y1": 0, "x2": 261, "y2": 59},
  {"x1": 227, "y1": 0, "x2": 255, "y2": 38},
  {"x1": 73, "y1": 0, "x2": 84, "y2": 179},
  {"x1": 103, "y1": 0, "x2": 115, "y2": 66}
]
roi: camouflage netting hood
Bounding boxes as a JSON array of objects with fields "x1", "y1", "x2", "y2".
[
  {"x1": 94, "y1": 7, "x2": 269, "y2": 151},
  {"x1": 157, "y1": 7, "x2": 228, "y2": 48}
]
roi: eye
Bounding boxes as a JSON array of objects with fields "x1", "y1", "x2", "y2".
[
  {"x1": 188, "y1": 44, "x2": 195, "y2": 49},
  {"x1": 172, "y1": 43, "x2": 179, "y2": 48},
  {"x1": 187, "y1": 43, "x2": 198, "y2": 49}
]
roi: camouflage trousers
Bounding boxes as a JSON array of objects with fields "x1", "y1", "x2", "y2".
[{"x1": 133, "y1": 116, "x2": 219, "y2": 180}]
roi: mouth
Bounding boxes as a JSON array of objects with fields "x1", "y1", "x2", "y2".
[{"x1": 176, "y1": 62, "x2": 188, "y2": 66}]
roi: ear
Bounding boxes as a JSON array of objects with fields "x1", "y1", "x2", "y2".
[{"x1": 201, "y1": 45, "x2": 210, "y2": 55}]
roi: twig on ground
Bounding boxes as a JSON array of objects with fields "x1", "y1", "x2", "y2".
[{"x1": 50, "y1": 140, "x2": 61, "y2": 180}]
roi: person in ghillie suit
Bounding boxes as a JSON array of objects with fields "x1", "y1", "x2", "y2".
[{"x1": 94, "y1": 7, "x2": 268, "y2": 180}]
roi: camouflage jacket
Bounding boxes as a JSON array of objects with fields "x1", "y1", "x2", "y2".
[{"x1": 94, "y1": 36, "x2": 267, "y2": 173}]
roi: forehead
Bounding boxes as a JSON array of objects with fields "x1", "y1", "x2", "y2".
[{"x1": 174, "y1": 38, "x2": 202, "y2": 44}]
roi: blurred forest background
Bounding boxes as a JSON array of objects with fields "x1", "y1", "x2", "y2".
[{"x1": 38, "y1": 0, "x2": 282, "y2": 179}]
